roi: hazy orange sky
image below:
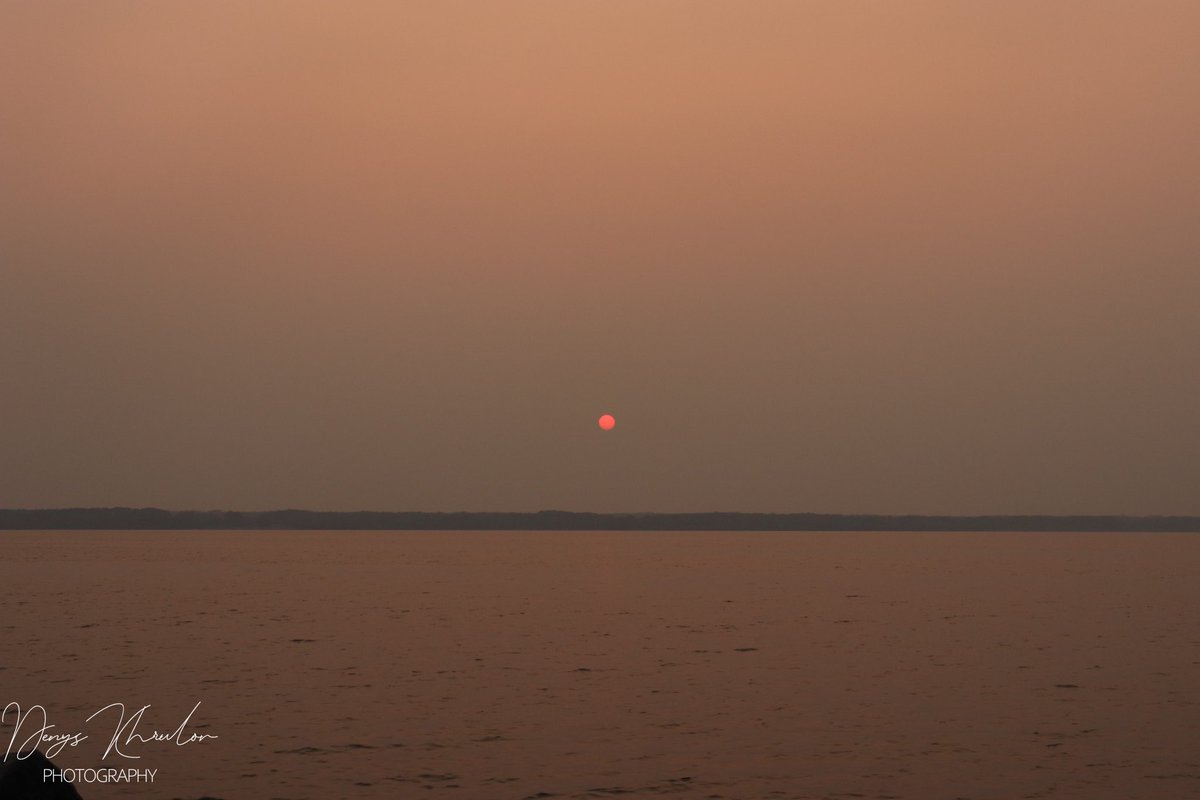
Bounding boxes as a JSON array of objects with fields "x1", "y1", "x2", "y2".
[{"x1": 2, "y1": 2, "x2": 1197, "y2": 513}]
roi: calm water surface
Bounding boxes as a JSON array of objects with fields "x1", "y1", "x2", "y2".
[{"x1": 1, "y1": 531, "x2": 1197, "y2": 799}]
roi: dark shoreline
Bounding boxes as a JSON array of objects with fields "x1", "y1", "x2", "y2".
[{"x1": 1, "y1": 508, "x2": 1198, "y2": 531}]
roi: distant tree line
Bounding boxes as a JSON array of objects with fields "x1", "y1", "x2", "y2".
[{"x1": 0, "y1": 508, "x2": 1197, "y2": 531}]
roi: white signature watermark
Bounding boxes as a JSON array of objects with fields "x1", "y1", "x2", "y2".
[{"x1": 2, "y1": 701, "x2": 218, "y2": 762}]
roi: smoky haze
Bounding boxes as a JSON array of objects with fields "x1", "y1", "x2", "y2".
[{"x1": 1, "y1": 2, "x2": 1197, "y2": 513}]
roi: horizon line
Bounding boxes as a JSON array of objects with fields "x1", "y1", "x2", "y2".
[
  {"x1": 2, "y1": 507, "x2": 1198, "y2": 532},
  {"x1": 2, "y1": 507, "x2": 1200, "y2": 518}
]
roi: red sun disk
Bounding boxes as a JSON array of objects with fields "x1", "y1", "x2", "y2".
[{"x1": 598, "y1": 414, "x2": 616, "y2": 431}]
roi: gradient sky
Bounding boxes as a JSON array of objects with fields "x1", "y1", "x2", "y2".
[{"x1": 2, "y1": 2, "x2": 1197, "y2": 514}]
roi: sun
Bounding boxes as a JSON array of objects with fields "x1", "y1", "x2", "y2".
[{"x1": 598, "y1": 414, "x2": 616, "y2": 431}]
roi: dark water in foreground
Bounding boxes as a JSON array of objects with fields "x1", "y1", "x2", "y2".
[{"x1": 1, "y1": 531, "x2": 1197, "y2": 799}]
